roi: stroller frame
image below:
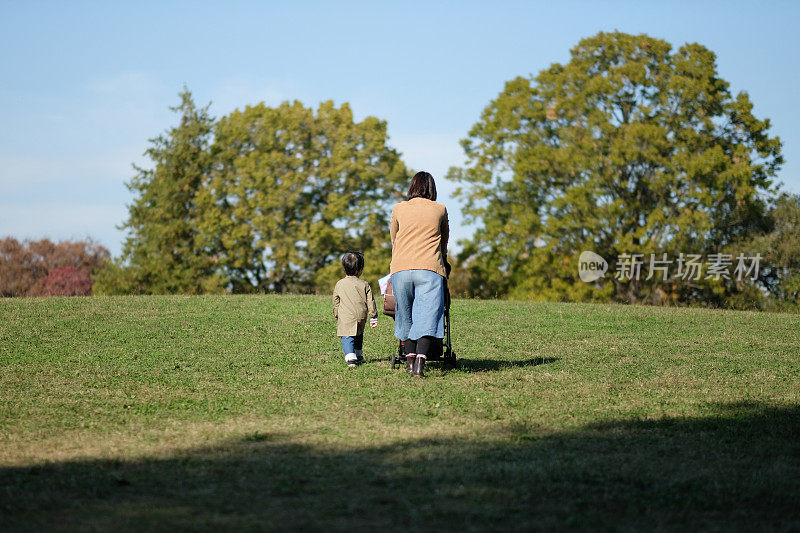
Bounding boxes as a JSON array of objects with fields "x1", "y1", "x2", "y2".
[{"x1": 387, "y1": 279, "x2": 456, "y2": 369}]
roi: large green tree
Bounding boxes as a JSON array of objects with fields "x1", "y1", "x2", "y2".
[
  {"x1": 449, "y1": 31, "x2": 783, "y2": 304},
  {"x1": 95, "y1": 90, "x2": 224, "y2": 295},
  {"x1": 198, "y1": 100, "x2": 408, "y2": 293}
]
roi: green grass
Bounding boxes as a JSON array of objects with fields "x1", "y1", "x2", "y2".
[{"x1": 1, "y1": 295, "x2": 799, "y2": 531}]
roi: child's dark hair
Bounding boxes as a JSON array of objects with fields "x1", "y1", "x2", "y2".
[{"x1": 341, "y1": 250, "x2": 364, "y2": 276}]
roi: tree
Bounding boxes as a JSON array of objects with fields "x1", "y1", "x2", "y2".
[
  {"x1": 200, "y1": 100, "x2": 408, "y2": 293},
  {"x1": 448, "y1": 31, "x2": 783, "y2": 305},
  {"x1": 28, "y1": 266, "x2": 94, "y2": 296},
  {"x1": 95, "y1": 89, "x2": 225, "y2": 295},
  {"x1": 725, "y1": 193, "x2": 800, "y2": 310},
  {"x1": 0, "y1": 237, "x2": 109, "y2": 297},
  {"x1": 763, "y1": 194, "x2": 800, "y2": 305}
]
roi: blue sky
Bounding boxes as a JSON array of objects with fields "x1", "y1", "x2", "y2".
[{"x1": 1, "y1": 1, "x2": 798, "y2": 256}]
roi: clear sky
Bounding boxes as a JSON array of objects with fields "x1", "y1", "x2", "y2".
[{"x1": 1, "y1": 1, "x2": 798, "y2": 256}]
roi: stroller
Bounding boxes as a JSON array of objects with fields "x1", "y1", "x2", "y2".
[{"x1": 382, "y1": 277, "x2": 456, "y2": 369}]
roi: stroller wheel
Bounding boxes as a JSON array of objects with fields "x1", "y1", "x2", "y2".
[{"x1": 391, "y1": 340, "x2": 404, "y2": 370}]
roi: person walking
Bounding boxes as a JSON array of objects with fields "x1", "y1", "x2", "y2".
[{"x1": 389, "y1": 171, "x2": 450, "y2": 377}]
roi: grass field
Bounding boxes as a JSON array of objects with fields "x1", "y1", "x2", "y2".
[{"x1": 1, "y1": 295, "x2": 799, "y2": 531}]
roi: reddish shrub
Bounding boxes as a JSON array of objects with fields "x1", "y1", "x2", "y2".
[{"x1": 28, "y1": 266, "x2": 94, "y2": 296}]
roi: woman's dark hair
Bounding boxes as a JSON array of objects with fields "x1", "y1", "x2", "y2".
[
  {"x1": 407, "y1": 171, "x2": 437, "y2": 201},
  {"x1": 341, "y1": 250, "x2": 364, "y2": 276}
]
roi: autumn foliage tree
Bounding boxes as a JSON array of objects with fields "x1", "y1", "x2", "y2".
[
  {"x1": 449, "y1": 31, "x2": 783, "y2": 304},
  {"x1": 0, "y1": 237, "x2": 109, "y2": 297},
  {"x1": 28, "y1": 266, "x2": 94, "y2": 296}
]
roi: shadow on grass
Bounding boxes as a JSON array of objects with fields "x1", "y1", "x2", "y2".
[
  {"x1": 454, "y1": 356, "x2": 559, "y2": 372},
  {"x1": 1, "y1": 402, "x2": 798, "y2": 531}
]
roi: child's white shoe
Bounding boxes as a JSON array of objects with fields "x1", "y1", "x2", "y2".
[{"x1": 345, "y1": 353, "x2": 358, "y2": 367}]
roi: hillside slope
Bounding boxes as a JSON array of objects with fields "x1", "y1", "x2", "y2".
[{"x1": 1, "y1": 296, "x2": 799, "y2": 530}]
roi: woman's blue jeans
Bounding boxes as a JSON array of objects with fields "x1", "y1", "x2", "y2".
[{"x1": 390, "y1": 269, "x2": 445, "y2": 341}]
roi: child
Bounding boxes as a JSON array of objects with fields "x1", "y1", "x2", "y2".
[{"x1": 332, "y1": 251, "x2": 378, "y2": 367}]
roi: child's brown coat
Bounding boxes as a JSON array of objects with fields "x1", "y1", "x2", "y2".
[{"x1": 332, "y1": 275, "x2": 378, "y2": 337}]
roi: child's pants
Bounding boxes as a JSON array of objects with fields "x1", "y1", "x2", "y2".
[{"x1": 340, "y1": 334, "x2": 363, "y2": 355}]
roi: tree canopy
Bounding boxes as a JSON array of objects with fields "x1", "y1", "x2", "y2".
[
  {"x1": 448, "y1": 31, "x2": 783, "y2": 304},
  {"x1": 199, "y1": 100, "x2": 408, "y2": 293},
  {"x1": 96, "y1": 92, "x2": 408, "y2": 295}
]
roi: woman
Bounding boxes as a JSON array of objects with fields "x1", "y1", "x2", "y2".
[{"x1": 390, "y1": 171, "x2": 449, "y2": 377}]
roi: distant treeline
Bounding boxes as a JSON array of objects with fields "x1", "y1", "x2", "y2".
[
  {"x1": 0, "y1": 238, "x2": 108, "y2": 297},
  {"x1": 5, "y1": 31, "x2": 799, "y2": 310}
]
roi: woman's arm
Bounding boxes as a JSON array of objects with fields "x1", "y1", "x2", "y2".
[
  {"x1": 441, "y1": 207, "x2": 450, "y2": 261},
  {"x1": 390, "y1": 205, "x2": 399, "y2": 246}
]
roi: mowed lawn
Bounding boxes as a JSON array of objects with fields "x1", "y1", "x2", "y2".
[{"x1": 1, "y1": 295, "x2": 799, "y2": 531}]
